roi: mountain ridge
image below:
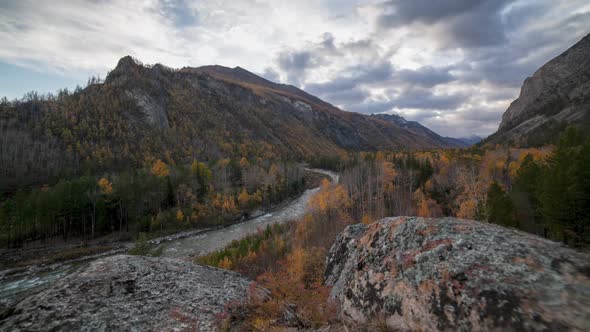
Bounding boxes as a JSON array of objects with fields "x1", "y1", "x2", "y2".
[
  {"x1": 485, "y1": 33, "x2": 590, "y2": 146},
  {"x1": 0, "y1": 56, "x2": 456, "y2": 189}
]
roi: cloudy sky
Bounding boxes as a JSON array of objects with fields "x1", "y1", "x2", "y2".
[{"x1": 0, "y1": 0, "x2": 588, "y2": 137}]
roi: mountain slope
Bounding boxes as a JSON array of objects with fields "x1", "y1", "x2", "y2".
[
  {"x1": 0, "y1": 56, "x2": 455, "y2": 188},
  {"x1": 371, "y1": 113, "x2": 466, "y2": 148},
  {"x1": 443, "y1": 135, "x2": 483, "y2": 147},
  {"x1": 485, "y1": 33, "x2": 590, "y2": 146}
]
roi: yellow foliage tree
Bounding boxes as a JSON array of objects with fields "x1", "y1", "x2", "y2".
[
  {"x1": 239, "y1": 157, "x2": 249, "y2": 168},
  {"x1": 238, "y1": 188, "x2": 250, "y2": 209},
  {"x1": 176, "y1": 209, "x2": 184, "y2": 222},
  {"x1": 222, "y1": 195, "x2": 237, "y2": 215},
  {"x1": 98, "y1": 177, "x2": 113, "y2": 194},
  {"x1": 151, "y1": 159, "x2": 170, "y2": 177}
]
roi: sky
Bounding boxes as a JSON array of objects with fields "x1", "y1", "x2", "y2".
[{"x1": 0, "y1": 1, "x2": 588, "y2": 137}]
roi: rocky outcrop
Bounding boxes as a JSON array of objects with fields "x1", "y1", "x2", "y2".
[
  {"x1": 325, "y1": 217, "x2": 590, "y2": 331},
  {"x1": 486, "y1": 33, "x2": 590, "y2": 146},
  {"x1": 0, "y1": 255, "x2": 253, "y2": 331}
]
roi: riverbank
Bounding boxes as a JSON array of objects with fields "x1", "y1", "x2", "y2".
[
  {"x1": 0, "y1": 169, "x2": 333, "y2": 270},
  {"x1": 0, "y1": 168, "x2": 337, "y2": 312}
]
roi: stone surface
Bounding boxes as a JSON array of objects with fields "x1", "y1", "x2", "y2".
[
  {"x1": 487, "y1": 33, "x2": 590, "y2": 146},
  {"x1": 0, "y1": 255, "x2": 253, "y2": 331},
  {"x1": 325, "y1": 217, "x2": 590, "y2": 331}
]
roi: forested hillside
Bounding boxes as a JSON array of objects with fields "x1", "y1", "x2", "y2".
[
  {"x1": 0, "y1": 156, "x2": 309, "y2": 248},
  {"x1": 0, "y1": 56, "x2": 455, "y2": 193}
]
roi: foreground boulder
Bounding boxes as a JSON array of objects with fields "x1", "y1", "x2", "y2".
[
  {"x1": 0, "y1": 255, "x2": 252, "y2": 331},
  {"x1": 325, "y1": 217, "x2": 590, "y2": 331}
]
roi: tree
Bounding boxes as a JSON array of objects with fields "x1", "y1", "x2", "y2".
[
  {"x1": 239, "y1": 157, "x2": 249, "y2": 168},
  {"x1": 151, "y1": 159, "x2": 169, "y2": 177},
  {"x1": 486, "y1": 182, "x2": 517, "y2": 228},
  {"x1": 238, "y1": 188, "x2": 250, "y2": 210},
  {"x1": 98, "y1": 177, "x2": 113, "y2": 194},
  {"x1": 176, "y1": 209, "x2": 184, "y2": 222},
  {"x1": 538, "y1": 127, "x2": 586, "y2": 245},
  {"x1": 191, "y1": 160, "x2": 212, "y2": 200},
  {"x1": 512, "y1": 154, "x2": 542, "y2": 234}
]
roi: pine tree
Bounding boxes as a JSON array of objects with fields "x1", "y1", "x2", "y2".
[{"x1": 486, "y1": 182, "x2": 517, "y2": 228}]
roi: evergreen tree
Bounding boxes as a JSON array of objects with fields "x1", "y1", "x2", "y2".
[
  {"x1": 539, "y1": 127, "x2": 583, "y2": 244},
  {"x1": 486, "y1": 182, "x2": 517, "y2": 227}
]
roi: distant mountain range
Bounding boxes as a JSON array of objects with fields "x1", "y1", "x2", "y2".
[
  {"x1": 370, "y1": 113, "x2": 482, "y2": 147},
  {"x1": 485, "y1": 33, "x2": 590, "y2": 146},
  {"x1": 0, "y1": 56, "x2": 458, "y2": 187}
]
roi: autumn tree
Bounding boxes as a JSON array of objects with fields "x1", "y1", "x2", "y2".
[{"x1": 151, "y1": 159, "x2": 169, "y2": 177}]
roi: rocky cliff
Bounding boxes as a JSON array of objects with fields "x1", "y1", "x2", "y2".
[
  {"x1": 325, "y1": 217, "x2": 590, "y2": 331},
  {"x1": 0, "y1": 255, "x2": 253, "y2": 331},
  {"x1": 486, "y1": 33, "x2": 590, "y2": 146}
]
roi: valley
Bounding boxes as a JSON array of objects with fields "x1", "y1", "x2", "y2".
[{"x1": 0, "y1": 5, "x2": 588, "y2": 329}]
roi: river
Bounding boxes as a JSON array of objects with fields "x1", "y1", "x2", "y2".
[{"x1": 0, "y1": 168, "x2": 338, "y2": 310}]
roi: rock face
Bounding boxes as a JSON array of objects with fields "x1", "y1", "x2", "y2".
[
  {"x1": 325, "y1": 217, "x2": 590, "y2": 331},
  {"x1": 0, "y1": 255, "x2": 253, "y2": 331},
  {"x1": 486, "y1": 33, "x2": 590, "y2": 146}
]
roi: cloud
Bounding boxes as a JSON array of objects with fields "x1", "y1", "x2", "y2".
[
  {"x1": 278, "y1": 51, "x2": 322, "y2": 85},
  {"x1": 396, "y1": 66, "x2": 455, "y2": 87},
  {"x1": 377, "y1": 0, "x2": 513, "y2": 48},
  {"x1": 389, "y1": 88, "x2": 466, "y2": 110},
  {"x1": 260, "y1": 67, "x2": 280, "y2": 82},
  {"x1": 159, "y1": 0, "x2": 199, "y2": 28}
]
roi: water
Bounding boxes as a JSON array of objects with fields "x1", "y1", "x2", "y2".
[{"x1": 0, "y1": 169, "x2": 338, "y2": 309}]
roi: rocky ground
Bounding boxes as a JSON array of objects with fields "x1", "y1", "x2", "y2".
[
  {"x1": 0, "y1": 255, "x2": 254, "y2": 331},
  {"x1": 325, "y1": 217, "x2": 590, "y2": 331}
]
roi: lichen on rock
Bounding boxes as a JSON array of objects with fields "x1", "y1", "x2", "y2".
[
  {"x1": 325, "y1": 217, "x2": 590, "y2": 331},
  {"x1": 0, "y1": 255, "x2": 253, "y2": 331}
]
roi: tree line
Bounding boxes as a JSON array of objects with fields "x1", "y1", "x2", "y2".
[
  {"x1": 330, "y1": 127, "x2": 589, "y2": 247},
  {"x1": 0, "y1": 158, "x2": 306, "y2": 248}
]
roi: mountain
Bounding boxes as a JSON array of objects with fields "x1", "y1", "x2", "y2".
[
  {"x1": 443, "y1": 134, "x2": 483, "y2": 147},
  {"x1": 0, "y1": 56, "x2": 455, "y2": 188},
  {"x1": 371, "y1": 113, "x2": 467, "y2": 148},
  {"x1": 485, "y1": 33, "x2": 590, "y2": 146}
]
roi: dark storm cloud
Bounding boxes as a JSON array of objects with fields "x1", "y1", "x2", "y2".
[
  {"x1": 378, "y1": 0, "x2": 513, "y2": 47},
  {"x1": 277, "y1": 51, "x2": 323, "y2": 85},
  {"x1": 378, "y1": 0, "x2": 481, "y2": 26},
  {"x1": 389, "y1": 88, "x2": 466, "y2": 111},
  {"x1": 276, "y1": 33, "x2": 349, "y2": 85},
  {"x1": 305, "y1": 61, "x2": 460, "y2": 112},
  {"x1": 396, "y1": 66, "x2": 455, "y2": 87},
  {"x1": 457, "y1": 14, "x2": 590, "y2": 88},
  {"x1": 304, "y1": 61, "x2": 393, "y2": 106},
  {"x1": 278, "y1": 51, "x2": 315, "y2": 72},
  {"x1": 341, "y1": 61, "x2": 394, "y2": 84},
  {"x1": 159, "y1": 0, "x2": 198, "y2": 28},
  {"x1": 260, "y1": 67, "x2": 280, "y2": 82}
]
